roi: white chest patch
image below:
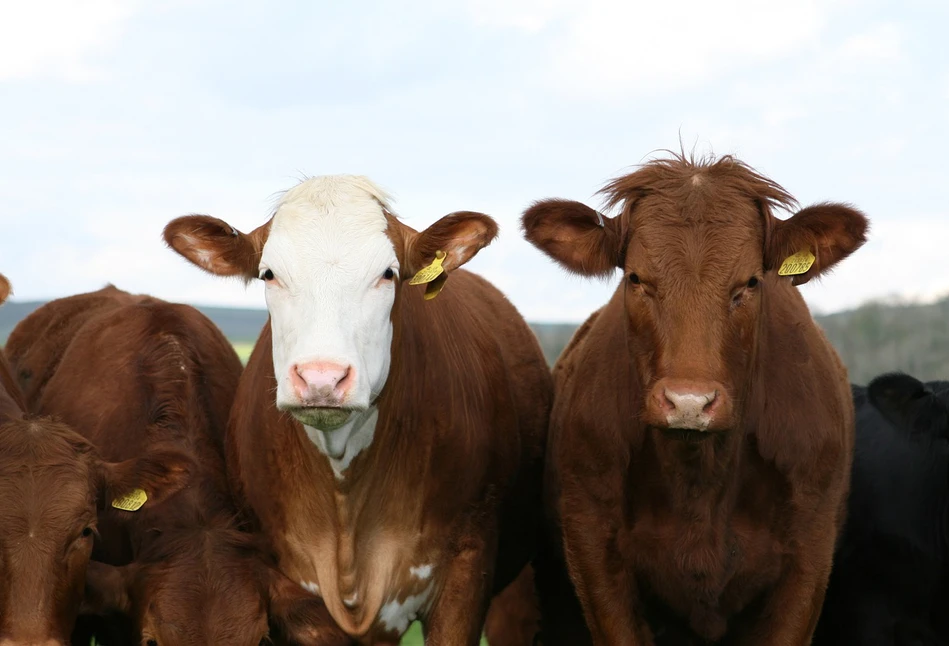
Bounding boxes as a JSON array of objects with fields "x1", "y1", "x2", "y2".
[
  {"x1": 378, "y1": 581, "x2": 435, "y2": 635},
  {"x1": 409, "y1": 564, "x2": 433, "y2": 581},
  {"x1": 304, "y1": 406, "x2": 378, "y2": 479}
]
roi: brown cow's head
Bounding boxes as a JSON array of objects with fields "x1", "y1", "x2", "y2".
[
  {"x1": 0, "y1": 419, "x2": 191, "y2": 644},
  {"x1": 523, "y1": 153, "x2": 868, "y2": 435},
  {"x1": 163, "y1": 176, "x2": 496, "y2": 470},
  {"x1": 83, "y1": 528, "x2": 350, "y2": 645}
]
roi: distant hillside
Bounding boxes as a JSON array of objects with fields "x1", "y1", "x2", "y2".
[
  {"x1": 4, "y1": 297, "x2": 949, "y2": 385},
  {"x1": 0, "y1": 301, "x2": 269, "y2": 347}
]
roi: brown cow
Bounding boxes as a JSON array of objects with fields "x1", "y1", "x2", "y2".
[
  {"x1": 6, "y1": 287, "x2": 350, "y2": 646},
  {"x1": 0, "y1": 277, "x2": 191, "y2": 645},
  {"x1": 162, "y1": 174, "x2": 552, "y2": 644},
  {"x1": 521, "y1": 152, "x2": 868, "y2": 645},
  {"x1": 484, "y1": 565, "x2": 541, "y2": 646},
  {"x1": 0, "y1": 274, "x2": 25, "y2": 422}
]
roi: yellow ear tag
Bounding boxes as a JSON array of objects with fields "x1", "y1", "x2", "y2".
[
  {"x1": 111, "y1": 488, "x2": 148, "y2": 512},
  {"x1": 778, "y1": 250, "x2": 816, "y2": 276},
  {"x1": 423, "y1": 273, "x2": 448, "y2": 300},
  {"x1": 408, "y1": 250, "x2": 447, "y2": 286}
]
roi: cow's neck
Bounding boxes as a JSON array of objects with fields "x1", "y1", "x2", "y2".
[
  {"x1": 647, "y1": 428, "x2": 745, "y2": 510},
  {"x1": 304, "y1": 406, "x2": 379, "y2": 481}
]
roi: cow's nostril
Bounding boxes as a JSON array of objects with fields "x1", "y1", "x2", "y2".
[{"x1": 703, "y1": 391, "x2": 719, "y2": 412}]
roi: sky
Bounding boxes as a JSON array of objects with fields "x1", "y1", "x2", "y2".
[{"x1": 1, "y1": 0, "x2": 947, "y2": 322}]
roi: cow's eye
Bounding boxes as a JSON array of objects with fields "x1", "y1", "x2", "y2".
[
  {"x1": 81, "y1": 526, "x2": 94, "y2": 539},
  {"x1": 260, "y1": 269, "x2": 275, "y2": 282},
  {"x1": 747, "y1": 276, "x2": 759, "y2": 288},
  {"x1": 382, "y1": 268, "x2": 395, "y2": 280},
  {"x1": 629, "y1": 273, "x2": 641, "y2": 285}
]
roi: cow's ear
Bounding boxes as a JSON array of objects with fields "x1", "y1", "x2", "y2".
[
  {"x1": 521, "y1": 199, "x2": 623, "y2": 277},
  {"x1": 266, "y1": 569, "x2": 352, "y2": 646},
  {"x1": 163, "y1": 215, "x2": 270, "y2": 282},
  {"x1": 0, "y1": 274, "x2": 10, "y2": 305},
  {"x1": 868, "y1": 372, "x2": 949, "y2": 439},
  {"x1": 766, "y1": 202, "x2": 868, "y2": 286},
  {"x1": 399, "y1": 211, "x2": 498, "y2": 279},
  {"x1": 82, "y1": 561, "x2": 136, "y2": 615},
  {"x1": 101, "y1": 448, "x2": 194, "y2": 511}
]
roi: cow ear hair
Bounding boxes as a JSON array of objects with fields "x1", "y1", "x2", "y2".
[{"x1": 868, "y1": 372, "x2": 949, "y2": 439}]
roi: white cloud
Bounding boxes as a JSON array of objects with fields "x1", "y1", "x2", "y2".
[
  {"x1": 543, "y1": 0, "x2": 829, "y2": 99},
  {"x1": 838, "y1": 22, "x2": 903, "y2": 62},
  {"x1": 464, "y1": 0, "x2": 572, "y2": 31},
  {"x1": 0, "y1": 0, "x2": 136, "y2": 81},
  {"x1": 801, "y1": 213, "x2": 949, "y2": 316},
  {"x1": 0, "y1": 0, "x2": 944, "y2": 328}
]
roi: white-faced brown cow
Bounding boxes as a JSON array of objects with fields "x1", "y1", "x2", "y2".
[
  {"x1": 163, "y1": 176, "x2": 552, "y2": 644},
  {"x1": 521, "y1": 153, "x2": 868, "y2": 645}
]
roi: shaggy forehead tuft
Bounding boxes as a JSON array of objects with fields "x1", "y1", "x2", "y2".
[{"x1": 277, "y1": 175, "x2": 394, "y2": 215}]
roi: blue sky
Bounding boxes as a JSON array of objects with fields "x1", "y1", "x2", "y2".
[{"x1": 1, "y1": 0, "x2": 947, "y2": 322}]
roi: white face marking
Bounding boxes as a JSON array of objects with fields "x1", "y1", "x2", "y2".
[
  {"x1": 261, "y1": 176, "x2": 398, "y2": 429},
  {"x1": 409, "y1": 564, "x2": 433, "y2": 581},
  {"x1": 304, "y1": 406, "x2": 378, "y2": 478},
  {"x1": 300, "y1": 580, "x2": 320, "y2": 595},
  {"x1": 378, "y1": 582, "x2": 435, "y2": 635}
]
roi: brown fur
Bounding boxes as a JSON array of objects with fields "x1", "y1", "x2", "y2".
[
  {"x1": 163, "y1": 205, "x2": 551, "y2": 645},
  {"x1": 0, "y1": 275, "x2": 194, "y2": 643},
  {"x1": 0, "y1": 418, "x2": 191, "y2": 645},
  {"x1": 5, "y1": 287, "x2": 350, "y2": 645},
  {"x1": 484, "y1": 565, "x2": 542, "y2": 646},
  {"x1": 163, "y1": 215, "x2": 272, "y2": 282},
  {"x1": 0, "y1": 275, "x2": 26, "y2": 423},
  {"x1": 522, "y1": 152, "x2": 868, "y2": 645},
  {"x1": 0, "y1": 273, "x2": 9, "y2": 304}
]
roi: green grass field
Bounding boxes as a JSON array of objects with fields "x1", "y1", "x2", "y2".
[
  {"x1": 233, "y1": 341, "x2": 255, "y2": 364},
  {"x1": 401, "y1": 622, "x2": 489, "y2": 645}
]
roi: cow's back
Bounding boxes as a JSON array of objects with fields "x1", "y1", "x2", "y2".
[
  {"x1": 6, "y1": 285, "x2": 138, "y2": 405},
  {"x1": 6, "y1": 288, "x2": 243, "y2": 558},
  {"x1": 8, "y1": 288, "x2": 240, "y2": 456}
]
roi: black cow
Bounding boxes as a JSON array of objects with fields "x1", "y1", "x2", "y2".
[{"x1": 814, "y1": 373, "x2": 949, "y2": 646}]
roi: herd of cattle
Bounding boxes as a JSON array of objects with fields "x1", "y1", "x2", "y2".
[{"x1": 0, "y1": 152, "x2": 945, "y2": 646}]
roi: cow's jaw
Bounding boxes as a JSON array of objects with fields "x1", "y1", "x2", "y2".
[
  {"x1": 305, "y1": 406, "x2": 379, "y2": 479},
  {"x1": 261, "y1": 176, "x2": 398, "y2": 434}
]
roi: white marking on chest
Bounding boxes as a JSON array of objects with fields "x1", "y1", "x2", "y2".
[
  {"x1": 304, "y1": 406, "x2": 378, "y2": 479},
  {"x1": 378, "y1": 581, "x2": 435, "y2": 635},
  {"x1": 300, "y1": 580, "x2": 320, "y2": 595},
  {"x1": 410, "y1": 564, "x2": 433, "y2": 581}
]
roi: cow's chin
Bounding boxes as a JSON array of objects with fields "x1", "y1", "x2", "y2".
[
  {"x1": 654, "y1": 427, "x2": 719, "y2": 444},
  {"x1": 288, "y1": 407, "x2": 354, "y2": 431}
]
